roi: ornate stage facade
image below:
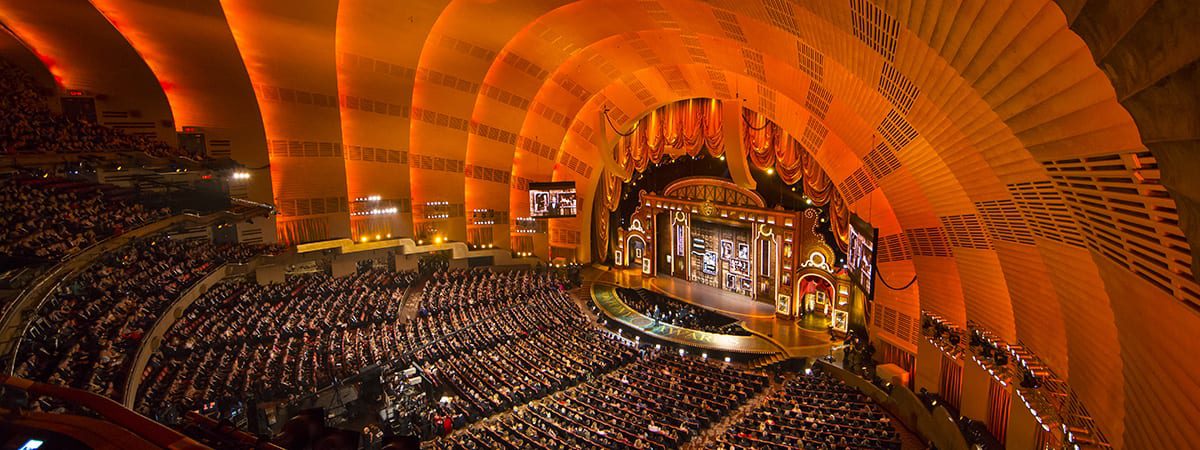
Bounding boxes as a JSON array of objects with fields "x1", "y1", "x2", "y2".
[{"x1": 610, "y1": 177, "x2": 868, "y2": 336}]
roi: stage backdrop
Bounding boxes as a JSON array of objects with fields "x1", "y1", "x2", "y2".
[{"x1": 688, "y1": 218, "x2": 754, "y2": 297}]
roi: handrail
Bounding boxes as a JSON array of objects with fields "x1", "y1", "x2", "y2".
[
  {"x1": 123, "y1": 264, "x2": 233, "y2": 408},
  {"x1": 2, "y1": 206, "x2": 273, "y2": 374},
  {"x1": 124, "y1": 251, "x2": 282, "y2": 408},
  {"x1": 0, "y1": 215, "x2": 191, "y2": 372},
  {"x1": 184, "y1": 411, "x2": 284, "y2": 450},
  {"x1": 0, "y1": 375, "x2": 208, "y2": 449},
  {"x1": 815, "y1": 360, "x2": 970, "y2": 450}
]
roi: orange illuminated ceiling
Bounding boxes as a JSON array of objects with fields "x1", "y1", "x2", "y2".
[{"x1": 1, "y1": 1, "x2": 1198, "y2": 448}]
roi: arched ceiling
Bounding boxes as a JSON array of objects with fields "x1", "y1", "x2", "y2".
[{"x1": 0, "y1": 1, "x2": 1197, "y2": 447}]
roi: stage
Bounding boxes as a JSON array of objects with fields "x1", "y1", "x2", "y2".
[{"x1": 588, "y1": 267, "x2": 834, "y2": 360}]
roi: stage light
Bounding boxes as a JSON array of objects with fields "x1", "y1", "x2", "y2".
[
  {"x1": 434, "y1": 236, "x2": 443, "y2": 244},
  {"x1": 386, "y1": 233, "x2": 392, "y2": 238},
  {"x1": 718, "y1": 155, "x2": 725, "y2": 161},
  {"x1": 766, "y1": 167, "x2": 774, "y2": 175},
  {"x1": 360, "y1": 237, "x2": 369, "y2": 243}
]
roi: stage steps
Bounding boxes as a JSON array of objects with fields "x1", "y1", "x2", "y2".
[{"x1": 747, "y1": 352, "x2": 789, "y2": 369}]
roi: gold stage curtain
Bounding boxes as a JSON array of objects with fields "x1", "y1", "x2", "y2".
[
  {"x1": 602, "y1": 170, "x2": 622, "y2": 211},
  {"x1": 828, "y1": 193, "x2": 850, "y2": 250},
  {"x1": 776, "y1": 137, "x2": 805, "y2": 184},
  {"x1": 740, "y1": 108, "x2": 849, "y2": 249},
  {"x1": 800, "y1": 150, "x2": 834, "y2": 206},
  {"x1": 618, "y1": 98, "x2": 724, "y2": 173},
  {"x1": 743, "y1": 109, "x2": 779, "y2": 169}
]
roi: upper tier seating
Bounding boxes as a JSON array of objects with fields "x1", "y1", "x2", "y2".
[
  {"x1": 13, "y1": 234, "x2": 272, "y2": 405},
  {"x1": 0, "y1": 174, "x2": 170, "y2": 263},
  {"x1": 135, "y1": 267, "x2": 416, "y2": 421},
  {"x1": 0, "y1": 60, "x2": 200, "y2": 159}
]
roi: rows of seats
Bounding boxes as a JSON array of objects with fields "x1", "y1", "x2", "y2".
[
  {"x1": 0, "y1": 174, "x2": 169, "y2": 263},
  {"x1": 406, "y1": 269, "x2": 632, "y2": 426},
  {"x1": 13, "y1": 234, "x2": 269, "y2": 404},
  {"x1": 415, "y1": 283, "x2": 635, "y2": 420},
  {"x1": 0, "y1": 60, "x2": 195, "y2": 158},
  {"x1": 616, "y1": 287, "x2": 750, "y2": 336},
  {"x1": 430, "y1": 351, "x2": 769, "y2": 449},
  {"x1": 135, "y1": 267, "x2": 416, "y2": 420},
  {"x1": 713, "y1": 367, "x2": 901, "y2": 450}
]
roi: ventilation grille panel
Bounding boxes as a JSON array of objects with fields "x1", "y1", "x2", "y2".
[
  {"x1": 940, "y1": 214, "x2": 993, "y2": 250},
  {"x1": 850, "y1": 0, "x2": 901, "y2": 61},
  {"x1": 862, "y1": 142, "x2": 901, "y2": 180},
  {"x1": 878, "y1": 63, "x2": 920, "y2": 114}
]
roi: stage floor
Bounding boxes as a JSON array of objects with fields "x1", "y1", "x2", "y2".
[{"x1": 589, "y1": 268, "x2": 833, "y2": 359}]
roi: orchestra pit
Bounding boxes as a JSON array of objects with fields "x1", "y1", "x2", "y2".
[{"x1": 0, "y1": 1, "x2": 1197, "y2": 449}]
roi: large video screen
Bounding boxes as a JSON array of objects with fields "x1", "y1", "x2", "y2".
[
  {"x1": 846, "y1": 213, "x2": 878, "y2": 298},
  {"x1": 529, "y1": 181, "x2": 577, "y2": 218}
]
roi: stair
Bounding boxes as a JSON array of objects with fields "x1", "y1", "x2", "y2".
[
  {"x1": 682, "y1": 373, "x2": 792, "y2": 449},
  {"x1": 747, "y1": 352, "x2": 788, "y2": 369}
]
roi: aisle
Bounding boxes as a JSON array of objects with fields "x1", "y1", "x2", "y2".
[{"x1": 682, "y1": 373, "x2": 789, "y2": 449}]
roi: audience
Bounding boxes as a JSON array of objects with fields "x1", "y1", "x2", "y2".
[
  {"x1": 0, "y1": 59, "x2": 200, "y2": 158},
  {"x1": 713, "y1": 367, "x2": 901, "y2": 450},
  {"x1": 412, "y1": 269, "x2": 635, "y2": 426},
  {"x1": 135, "y1": 267, "x2": 416, "y2": 422},
  {"x1": 431, "y1": 350, "x2": 768, "y2": 449},
  {"x1": 0, "y1": 174, "x2": 170, "y2": 262},
  {"x1": 13, "y1": 234, "x2": 270, "y2": 403},
  {"x1": 617, "y1": 287, "x2": 751, "y2": 336}
]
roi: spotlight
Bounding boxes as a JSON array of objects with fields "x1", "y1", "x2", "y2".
[
  {"x1": 765, "y1": 167, "x2": 774, "y2": 175},
  {"x1": 360, "y1": 237, "x2": 369, "y2": 243}
]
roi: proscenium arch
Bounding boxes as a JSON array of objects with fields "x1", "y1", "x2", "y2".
[
  {"x1": 412, "y1": 0, "x2": 1171, "y2": 444},
  {"x1": 0, "y1": 0, "x2": 1193, "y2": 447},
  {"x1": 450, "y1": 3, "x2": 1068, "y2": 374}
]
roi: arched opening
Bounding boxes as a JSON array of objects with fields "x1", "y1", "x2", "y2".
[
  {"x1": 627, "y1": 235, "x2": 646, "y2": 269},
  {"x1": 796, "y1": 273, "x2": 836, "y2": 332}
]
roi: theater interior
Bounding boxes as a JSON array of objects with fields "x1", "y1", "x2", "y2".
[{"x1": 0, "y1": 1, "x2": 1197, "y2": 449}]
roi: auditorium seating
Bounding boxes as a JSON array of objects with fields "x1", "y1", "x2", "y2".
[
  {"x1": 135, "y1": 267, "x2": 416, "y2": 421},
  {"x1": 0, "y1": 60, "x2": 197, "y2": 158},
  {"x1": 413, "y1": 270, "x2": 636, "y2": 420},
  {"x1": 13, "y1": 234, "x2": 271, "y2": 403},
  {"x1": 430, "y1": 351, "x2": 769, "y2": 449},
  {"x1": 713, "y1": 367, "x2": 901, "y2": 450},
  {"x1": 616, "y1": 287, "x2": 751, "y2": 336},
  {"x1": 0, "y1": 174, "x2": 170, "y2": 264}
]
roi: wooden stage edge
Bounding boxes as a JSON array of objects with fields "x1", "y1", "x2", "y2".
[{"x1": 585, "y1": 267, "x2": 835, "y2": 360}]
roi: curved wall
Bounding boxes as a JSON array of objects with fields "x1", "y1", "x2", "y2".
[{"x1": 1, "y1": 1, "x2": 1197, "y2": 447}]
